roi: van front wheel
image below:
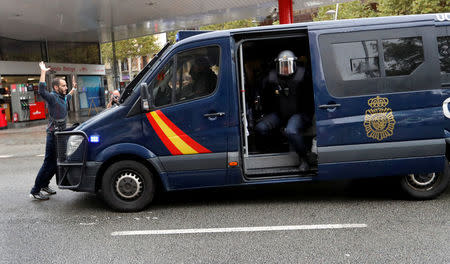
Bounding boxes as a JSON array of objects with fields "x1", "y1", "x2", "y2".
[
  {"x1": 400, "y1": 163, "x2": 450, "y2": 200},
  {"x1": 101, "y1": 160, "x2": 155, "y2": 212}
]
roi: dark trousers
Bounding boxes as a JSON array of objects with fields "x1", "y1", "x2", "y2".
[
  {"x1": 255, "y1": 113, "x2": 311, "y2": 156},
  {"x1": 31, "y1": 132, "x2": 56, "y2": 194}
]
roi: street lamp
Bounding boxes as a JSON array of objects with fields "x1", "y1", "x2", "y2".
[{"x1": 325, "y1": 3, "x2": 339, "y2": 20}]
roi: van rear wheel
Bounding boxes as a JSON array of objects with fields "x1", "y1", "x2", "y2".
[
  {"x1": 399, "y1": 162, "x2": 450, "y2": 200},
  {"x1": 101, "y1": 160, "x2": 155, "y2": 212}
]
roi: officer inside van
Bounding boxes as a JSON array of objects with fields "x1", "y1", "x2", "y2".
[
  {"x1": 189, "y1": 57, "x2": 217, "y2": 97},
  {"x1": 255, "y1": 50, "x2": 314, "y2": 171}
]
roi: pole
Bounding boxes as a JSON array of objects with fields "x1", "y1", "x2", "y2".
[
  {"x1": 335, "y1": 3, "x2": 339, "y2": 20},
  {"x1": 278, "y1": 0, "x2": 293, "y2": 24},
  {"x1": 111, "y1": 29, "x2": 119, "y2": 91}
]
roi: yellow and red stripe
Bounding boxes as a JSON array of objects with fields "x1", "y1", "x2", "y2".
[{"x1": 146, "y1": 110, "x2": 211, "y2": 155}]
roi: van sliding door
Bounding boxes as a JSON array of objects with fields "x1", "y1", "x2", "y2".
[{"x1": 310, "y1": 23, "x2": 446, "y2": 179}]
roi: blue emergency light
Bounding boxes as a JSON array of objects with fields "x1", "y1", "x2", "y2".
[{"x1": 90, "y1": 135, "x2": 100, "y2": 143}]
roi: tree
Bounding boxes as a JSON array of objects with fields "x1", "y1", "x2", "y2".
[
  {"x1": 377, "y1": 0, "x2": 448, "y2": 15},
  {"x1": 166, "y1": 31, "x2": 177, "y2": 43},
  {"x1": 314, "y1": 0, "x2": 450, "y2": 21},
  {"x1": 199, "y1": 19, "x2": 256, "y2": 31},
  {"x1": 163, "y1": 19, "x2": 256, "y2": 45},
  {"x1": 100, "y1": 35, "x2": 159, "y2": 64},
  {"x1": 314, "y1": 1, "x2": 378, "y2": 21}
]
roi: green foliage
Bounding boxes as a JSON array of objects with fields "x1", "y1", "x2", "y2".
[
  {"x1": 314, "y1": 0, "x2": 449, "y2": 21},
  {"x1": 378, "y1": 0, "x2": 449, "y2": 15},
  {"x1": 101, "y1": 35, "x2": 159, "y2": 63},
  {"x1": 410, "y1": 0, "x2": 449, "y2": 14},
  {"x1": 199, "y1": 19, "x2": 256, "y2": 31},
  {"x1": 166, "y1": 31, "x2": 177, "y2": 44},
  {"x1": 377, "y1": 0, "x2": 412, "y2": 15},
  {"x1": 314, "y1": 1, "x2": 378, "y2": 21}
]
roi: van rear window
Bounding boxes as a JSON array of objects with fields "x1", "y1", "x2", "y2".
[
  {"x1": 319, "y1": 26, "x2": 439, "y2": 97},
  {"x1": 382, "y1": 37, "x2": 424, "y2": 77},
  {"x1": 438, "y1": 36, "x2": 450, "y2": 74},
  {"x1": 332, "y1": 40, "x2": 380, "y2": 80}
]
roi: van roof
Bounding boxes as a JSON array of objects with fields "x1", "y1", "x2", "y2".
[{"x1": 174, "y1": 13, "x2": 448, "y2": 46}]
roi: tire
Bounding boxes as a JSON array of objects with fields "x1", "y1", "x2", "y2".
[
  {"x1": 399, "y1": 162, "x2": 450, "y2": 200},
  {"x1": 101, "y1": 160, "x2": 155, "y2": 212}
]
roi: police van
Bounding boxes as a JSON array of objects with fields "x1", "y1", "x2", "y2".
[{"x1": 56, "y1": 13, "x2": 450, "y2": 211}]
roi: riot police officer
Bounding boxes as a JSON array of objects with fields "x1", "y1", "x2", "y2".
[{"x1": 255, "y1": 50, "x2": 314, "y2": 171}]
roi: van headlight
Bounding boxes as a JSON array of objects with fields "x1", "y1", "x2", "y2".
[{"x1": 66, "y1": 135, "x2": 84, "y2": 157}]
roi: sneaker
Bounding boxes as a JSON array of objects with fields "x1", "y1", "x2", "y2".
[
  {"x1": 30, "y1": 192, "x2": 49, "y2": 200},
  {"x1": 41, "y1": 186, "x2": 57, "y2": 195}
]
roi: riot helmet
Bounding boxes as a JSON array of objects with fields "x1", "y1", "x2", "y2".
[{"x1": 275, "y1": 50, "x2": 297, "y2": 76}]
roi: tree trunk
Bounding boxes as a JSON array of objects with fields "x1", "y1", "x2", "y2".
[
  {"x1": 128, "y1": 57, "x2": 132, "y2": 81},
  {"x1": 118, "y1": 59, "x2": 123, "y2": 82},
  {"x1": 137, "y1": 56, "x2": 142, "y2": 72}
]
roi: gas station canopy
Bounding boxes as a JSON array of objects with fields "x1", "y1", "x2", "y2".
[{"x1": 0, "y1": 0, "x2": 343, "y2": 43}]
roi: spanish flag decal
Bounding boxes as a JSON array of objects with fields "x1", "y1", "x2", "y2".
[{"x1": 146, "y1": 110, "x2": 211, "y2": 155}]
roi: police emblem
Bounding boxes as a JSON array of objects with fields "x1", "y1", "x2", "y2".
[{"x1": 363, "y1": 96, "x2": 396, "y2": 141}]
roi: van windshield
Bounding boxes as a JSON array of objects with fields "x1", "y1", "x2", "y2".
[{"x1": 119, "y1": 42, "x2": 172, "y2": 104}]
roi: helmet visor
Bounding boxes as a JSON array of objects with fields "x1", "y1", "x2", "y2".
[{"x1": 277, "y1": 58, "x2": 296, "y2": 76}]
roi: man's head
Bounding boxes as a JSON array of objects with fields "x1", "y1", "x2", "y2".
[
  {"x1": 276, "y1": 50, "x2": 297, "y2": 76},
  {"x1": 112, "y1": 90, "x2": 120, "y2": 102},
  {"x1": 189, "y1": 57, "x2": 210, "y2": 80},
  {"x1": 52, "y1": 78, "x2": 68, "y2": 95}
]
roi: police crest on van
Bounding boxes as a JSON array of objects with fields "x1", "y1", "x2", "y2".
[{"x1": 364, "y1": 96, "x2": 396, "y2": 141}]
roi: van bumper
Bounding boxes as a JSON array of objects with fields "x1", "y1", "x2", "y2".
[
  {"x1": 55, "y1": 131, "x2": 98, "y2": 193},
  {"x1": 57, "y1": 162, "x2": 100, "y2": 193}
]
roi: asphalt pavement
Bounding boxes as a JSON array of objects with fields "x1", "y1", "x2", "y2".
[{"x1": 1, "y1": 125, "x2": 450, "y2": 264}]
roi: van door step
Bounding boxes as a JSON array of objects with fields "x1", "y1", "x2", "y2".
[{"x1": 246, "y1": 166, "x2": 317, "y2": 177}]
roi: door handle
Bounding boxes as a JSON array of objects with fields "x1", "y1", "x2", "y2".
[
  {"x1": 203, "y1": 112, "x2": 225, "y2": 118},
  {"x1": 319, "y1": 104, "x2": 341, "y2": 109}
]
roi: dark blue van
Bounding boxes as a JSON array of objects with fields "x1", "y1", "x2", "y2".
[{"x1": 56, "y1": 13, "x2": 450, "y2": 211}]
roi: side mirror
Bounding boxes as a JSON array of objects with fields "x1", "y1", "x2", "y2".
[{"x1": 140, "y1": 82, "x2": 151, "y2": 112}]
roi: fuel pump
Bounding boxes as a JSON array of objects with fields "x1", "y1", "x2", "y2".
[{"x1": 10, "y1": 84, "x2": 35, "y2": 122}]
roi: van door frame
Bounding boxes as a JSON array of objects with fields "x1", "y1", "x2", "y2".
[{"x1": 233, "y1": 30, "x2": 316, "y2": 178}]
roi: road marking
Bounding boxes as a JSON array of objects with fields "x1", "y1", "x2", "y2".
[
  {"x1": 111, "y1": 223, "x2": 367, "y2": 236},
  {"x1": 0, "y1": 155, "x2": 13, "y2": 158},
  {"x1": 80, "y1": 222, "x2": 97, "y2": 226},
  {"x1": 36, "y1": 154, "x2": 45, "y2": 157}
]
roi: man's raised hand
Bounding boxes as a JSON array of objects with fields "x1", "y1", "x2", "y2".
[{"x1": 39, "y1": 61, "x2": 50, "y2": 72}]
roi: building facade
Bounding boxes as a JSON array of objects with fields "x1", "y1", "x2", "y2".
[{"x1": 0, "y1": 37, "x2": 105, "y2": 122}]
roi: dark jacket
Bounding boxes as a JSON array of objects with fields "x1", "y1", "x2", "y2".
[
  {"x1": 38, "y1": 82, "x2": 72, "y2": 132},
  {"x1": 262, "y1": 66, "x2": 314, "y2": 122}
]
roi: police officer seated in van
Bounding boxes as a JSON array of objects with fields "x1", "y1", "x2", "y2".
[
  {"x1": 255, "y1": 50, "x2": 314, "y2": 172},
  {"x1": 182, "y1": 57, "x2": 217, "y2": 99}
]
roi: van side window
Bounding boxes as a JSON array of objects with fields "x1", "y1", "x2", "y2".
[
  {"x1": 151, "y1": 59, "x2": 174, "y2": 107},
  {"x1": 438, "y1": 36, "x2": 450, "y2": 74},
  {"x1": 382, "y1": 37, "x2": 424, "y2": 76},
  {"x1": 175, "y1": 46, "x2": 219, "y2": 102},
  {"x1": 320, "y1": 27, "x2": 440, "y2": 97},
  {"x1": 332, "y1": 40, "x2": 380, "y2": 80}
]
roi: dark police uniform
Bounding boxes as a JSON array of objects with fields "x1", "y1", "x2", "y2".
[{"x1": 255, "y1": 65, "x2": 314, "y2": 160}]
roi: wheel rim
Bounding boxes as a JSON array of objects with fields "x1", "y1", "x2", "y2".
[
  {"x1": 406, "y1": 173, "x2": 437, "y2": 190},
  {"x1": 114, "y1": 171, "x2": 143, "y2": 200}
]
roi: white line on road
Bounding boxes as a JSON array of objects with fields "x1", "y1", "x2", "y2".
[
  {"x1": 36, "y1": 154, "x2": 45, "y2": 157},
  {"x1": 0, "y1": 155, "x2": 13, "y2": 158},
  {"x1": 111, "y1": 223, "x2": 367, "y2": 236}
]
